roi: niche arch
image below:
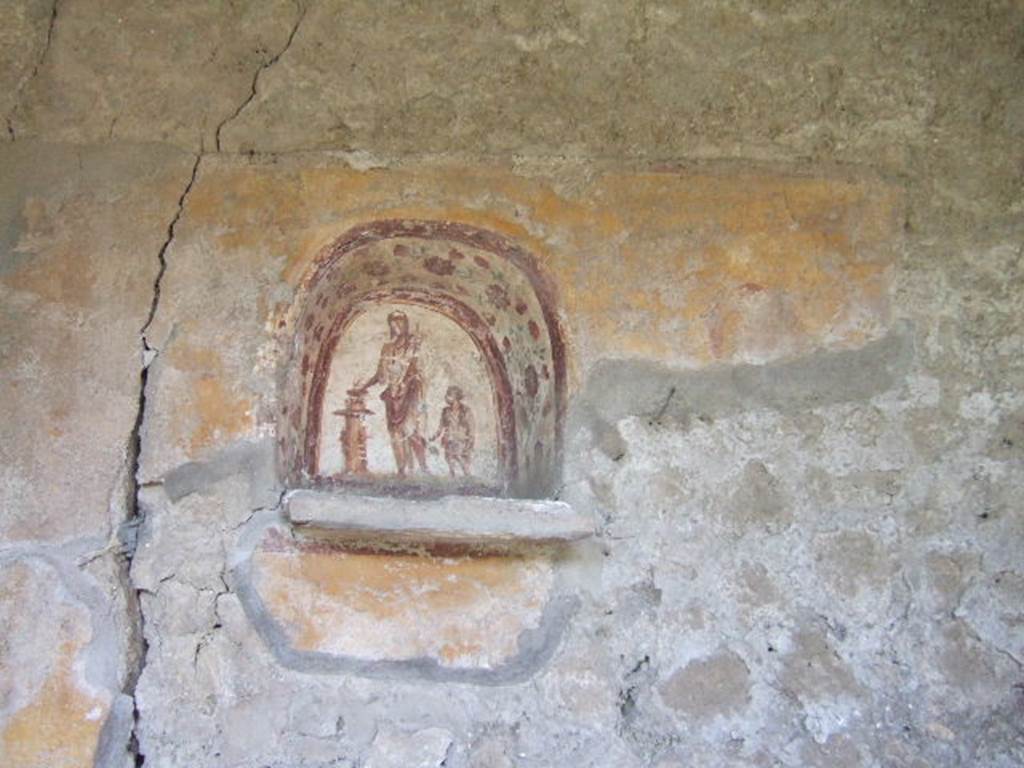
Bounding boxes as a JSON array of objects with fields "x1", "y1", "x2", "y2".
[{"x1": 279, "y1": 220, "x2": 566, "y2": 498}]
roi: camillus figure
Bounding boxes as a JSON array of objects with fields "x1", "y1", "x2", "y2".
[
  {"x1": 352, "y1": 310, "x2": 428, "y2": 476},
  {"x1": 432, "y1": 385, "x2": 475, "y2": 477}
]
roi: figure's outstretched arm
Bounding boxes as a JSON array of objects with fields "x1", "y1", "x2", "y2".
[{"x1": 353, "y1": 351, "x2": 385, "y2": 392}]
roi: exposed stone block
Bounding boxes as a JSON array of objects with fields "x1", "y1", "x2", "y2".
[
  {"x1": 658, "y1": 649, "x2": 752, "y2": 721},
  {"x1": 364, "y1": 726, "x2": 452, "y2": 768}
]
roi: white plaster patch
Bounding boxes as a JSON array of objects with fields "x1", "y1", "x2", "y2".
[
  {"x1": 364, "y1": 725, "x2": 453, "y2": 768},
  {"x1": 959, "y1": 391, "x2": 1000, "y2": 425},
  {"x1": 905, "y1": 374, "x2": 942, "y2": 407}
]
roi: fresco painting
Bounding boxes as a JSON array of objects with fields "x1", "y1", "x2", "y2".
[
  {"x1": 282, "y1": 221, "x2": 567, "y2": 497},
  {"x1": 319, "y1": 303, "x2": 497, "y2": 488}
]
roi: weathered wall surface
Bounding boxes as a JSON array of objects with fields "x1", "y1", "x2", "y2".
[{"x1": 1, "y1": 1, "x2": 1022, "y2": 767}]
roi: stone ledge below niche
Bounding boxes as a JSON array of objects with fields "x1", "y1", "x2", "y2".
[{"x1": 285, "y1": 489, "x2": 593, "y2": 546}]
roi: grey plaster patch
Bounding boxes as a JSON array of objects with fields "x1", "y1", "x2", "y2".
[
  {"x1": 161, "y1": 437, "x2": 279, "y2": 506},
  {"x1": 228, "y1": 509, "x2": 579, "y2": 685},
  {"x1": 573, "y1": 324, "x2": 914, "y2": 437}
]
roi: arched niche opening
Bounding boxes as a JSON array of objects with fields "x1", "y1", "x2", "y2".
[{"x1": 279, "y1": 220, "x2": 566, "y2": 499}]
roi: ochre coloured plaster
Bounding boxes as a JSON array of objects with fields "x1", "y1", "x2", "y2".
[
  {"x1": 0, "y1": 562, "x2": 110, "y2": 768},
  {"x1": 1, "y1": 640, "x2": 108, "y2": 768},
  {"x1": 163, "y1": 163, "x2": 899, "y2": 475},
  {"x1": 253, "y1": 532, "x2": 553, "y2": 668},
  {"x1": 189, "y1": 378, "x2": 254, "y2": 454},
  {"x1": 191, "y1": 165, "x2": 894, "y2": 368},
  {"x1": 165, "y1": 339, "x2": 255, "y2": 455}
]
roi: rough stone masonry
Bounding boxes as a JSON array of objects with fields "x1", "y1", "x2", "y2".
[{"x1": 1, "y1": 2, "x2": 1022, "y2": 767}]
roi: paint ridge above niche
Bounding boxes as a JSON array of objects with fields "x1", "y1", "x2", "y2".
[{"x1": 285, "y1": 490, "x2": 593, "y2": 546}]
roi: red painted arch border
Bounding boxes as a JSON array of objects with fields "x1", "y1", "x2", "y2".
[{"x1": 296, "y1": 219, "x2": 567, "y2": 494}]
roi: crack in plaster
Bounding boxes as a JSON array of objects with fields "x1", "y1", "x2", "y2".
[
  {"x1": 617, "y1": 653, "x2": 651, "y2": 727},
  {"x1": 951, "y1": 577, "x2": 1024, "y2": 674},
  {"x1": 140, "y1": 153, "x2": 202, "y2": 349},
  {"x1": 213, "y1": 0, "x2": 309, "y2": 153},
  {"x1": 5, "y1": 0, "x2": 60, "y2": 142},
  {"x1": 192, "y1": 572, "x2": 232, "y2": 672},
  {"x1": 118, "y1": 346, "x2": 151, "y2": 767},
  {"x1": 649, "y1": 385, "x2": 677, "y2": 426},
  {"x1": 953, "y1": 611, "x2": 1024, "y2": 674},
  {"x1": 113, "y1": 153, "x2": 204, "y2": 767},
  {"x1": 616, "y1": 652, "x2": 680, "y2": 760}
]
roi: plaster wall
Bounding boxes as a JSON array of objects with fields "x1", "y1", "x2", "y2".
[{"x1": 1, "y1": 2, "x2": 1022, "y2": 767}]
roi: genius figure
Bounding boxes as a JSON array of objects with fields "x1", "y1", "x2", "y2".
[{"x1": 352, "y1": 310, "x2": 428, "y2": 476}]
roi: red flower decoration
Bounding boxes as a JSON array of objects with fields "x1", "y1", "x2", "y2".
[
  {"x1": 424, "y1": 256, "x2": 456, "y2": 276},
  {"x1": 486, "y1": 283, "x2": 511, "y2": 309},
  {"x1": 524, "y1": 365, "x2": 539, "y2": 398}
]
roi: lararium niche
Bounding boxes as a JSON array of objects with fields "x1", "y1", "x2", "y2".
[
  {"x1": 243, "y1": 220, "x2": 587, "y2": 683},
  {"x1": 279, "y1": 220, "x2": 567, "y2": 501}
]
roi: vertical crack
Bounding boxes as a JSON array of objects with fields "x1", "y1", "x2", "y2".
[
  {"x1": 6, "y1": 0, "x2": 61, "y2": 141},
  {"x1": 214, "y1": 0, "x2": 309, "y2": 152},
  {"x1": 116, "y1": 153, "x2": 202, "y2": 767},
  {"x1": 39, "y1": 0, "x2": 60, "y2": 69},
  {"x1": 118, "y1": 378, "x2": 149, "y2": 767},
  {"x1": 141, "y1": 153, "x2": 201, "y2": 345}
]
